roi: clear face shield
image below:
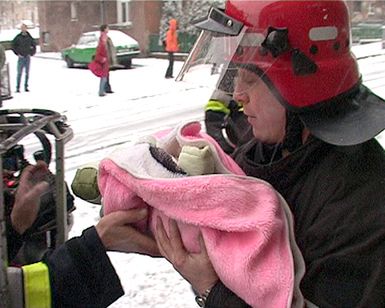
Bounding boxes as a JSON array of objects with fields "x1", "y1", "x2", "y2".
[
  {"x1": 176, "y1": 28, "x2": 245, "y2": 93},
  {"x1": 176, "y1": 7, "x2": 279, "y2": 97}
]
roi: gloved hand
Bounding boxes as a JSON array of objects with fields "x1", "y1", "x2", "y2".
[
  {"x1": 71, "y1": 163, "x2": 101, "y2": 204},
  {"x1": 11, "y1": 161, "x2": 50, "y2": 235}
]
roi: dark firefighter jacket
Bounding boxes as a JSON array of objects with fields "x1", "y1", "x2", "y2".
[
  {"x1": 6, "y1": 225, "x2": 124, "y2": 308},
  {"x1": 205, "y1": 137, "x2": 385, "y2": 308}
]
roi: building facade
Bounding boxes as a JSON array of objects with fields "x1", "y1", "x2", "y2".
[
  {"x1": 37, "y1": 1, "x2": 162, "y2": 54},
  {"x1": 0, "y1": 0, "x2": 39, "y2": 30},
  {"x1": 2, "y1": 1, "x2": 385, "y2": 54}
]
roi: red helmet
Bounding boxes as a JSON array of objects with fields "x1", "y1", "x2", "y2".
[
  {"x1": 178, "y1": 0, "x2": 385, "y2": 145},
  {"x1": 225, "y1": 0, "x2": 360, "y2": 109}
]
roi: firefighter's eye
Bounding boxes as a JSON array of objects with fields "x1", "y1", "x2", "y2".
[{"x1": 235, "y1": 69, "x2": 258, "y2": 86}]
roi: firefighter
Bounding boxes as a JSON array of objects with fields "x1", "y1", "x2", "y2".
[
  {"x1": 7, "y1": 162, "x2": 159, "y2": 308},
  {"x1": 155, "y1": 0, "x2": 385, "y2": 307},
  {"x1": 205, "y1": 89, "x2": 253, "y2": 154}
]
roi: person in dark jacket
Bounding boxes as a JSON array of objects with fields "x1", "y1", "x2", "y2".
[
  {"x1": 6, "y1": 161, "x2": 159, "y2": 307},
  {"x1": 11, "y1": 23, "x2": 36, "y2": 92},
  {"x1": 204, "y1": 65, "x2": 253, "y2": 155},
  {"x1": 154, "y1": 1, "x2": 385, "y2": 307}
]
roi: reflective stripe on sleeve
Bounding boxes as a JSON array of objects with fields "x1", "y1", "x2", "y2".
[
  {"x1": 22, "y1": 262, "x2": 51, "y2": 308},
  {"x1": 205, "y1": 100, "x2": 231, "y2": 114}
]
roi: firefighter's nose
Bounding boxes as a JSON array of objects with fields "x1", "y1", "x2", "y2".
[{"x1": 233, "y1": 89, "x2": 249, "y2": 106}]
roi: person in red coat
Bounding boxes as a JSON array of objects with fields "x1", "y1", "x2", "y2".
[
  {"x1": 89, "y1": 24, "x2": 110, "y2": 96},
  {"x1": 164, "y1": 19, "x2": 179, "y2": 79}
]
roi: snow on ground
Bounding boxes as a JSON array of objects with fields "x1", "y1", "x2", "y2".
[
  {"x1": 2, "y1": 41, "x2": 385, "y2": 307},
  {"x1": 3, "y1": 50, "x2": 209, "y2": 308}
]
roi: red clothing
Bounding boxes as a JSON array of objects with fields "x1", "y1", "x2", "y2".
[
  {"x1": 89, "y1": 33, "x2": 109, "y2": 78},
  {"x1": 165, "y1": 19, "x2": 179, "y2": 53}
]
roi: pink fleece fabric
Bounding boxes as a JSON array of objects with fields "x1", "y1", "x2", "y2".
[{"x1": 98, "y1": 122, "x2": 304, "y2": 308}]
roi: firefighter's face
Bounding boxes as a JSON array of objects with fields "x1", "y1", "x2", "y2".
[{"x1": 233, "y1": 68, "x2": 286, "y2": 144}]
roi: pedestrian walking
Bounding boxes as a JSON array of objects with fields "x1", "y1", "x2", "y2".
[
  {"x1": 164, "y1": 19, "x2": 179, "y2": 79},
  {"x1": 11, "y1": 23, "x2": 36, "y2": 92},
  {"x1": 88, "y1": 24, "x2": 110, "y2": 97}
]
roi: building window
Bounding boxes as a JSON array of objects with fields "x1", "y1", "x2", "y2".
[
  {"x1": 118, "y1": 0, "x2": 131, "y2": 24},
  {"x1": 42, "y1": 32, "x2": 50, "y2": 46},
  {"x1": 70, "y1": 2, "x2": 78, "y2": 21},
  {"x1": 368, "y1": 3, "x2": 375, "y2": 16}
]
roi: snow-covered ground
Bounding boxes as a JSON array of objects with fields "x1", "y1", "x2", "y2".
[
  {"x1": 2, "y1": 42, "x2": 385, "y2": 307},
  {"x1": 3, "y1": 50, "x2": 209, "y2": 308}
]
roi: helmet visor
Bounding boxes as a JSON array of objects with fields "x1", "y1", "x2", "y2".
[{"x1": 176, "y1": 9, "x2": 271, "y2": 94}]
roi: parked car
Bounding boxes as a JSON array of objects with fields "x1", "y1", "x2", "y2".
[
  {"x1": 61, "y1": 30, "x2": 140, "y2": 69},
  {"x1": 351, "y1": 22, "x2": 383, "y2": 45}
]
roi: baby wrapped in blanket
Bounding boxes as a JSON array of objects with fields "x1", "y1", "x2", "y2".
[{"x1": 98, "y1": 121, "x2": 305, "y2": 308}]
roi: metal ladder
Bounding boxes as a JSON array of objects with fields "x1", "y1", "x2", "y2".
[{"x1": 0, "y1": 109, "x2": 73, "y2": 307}]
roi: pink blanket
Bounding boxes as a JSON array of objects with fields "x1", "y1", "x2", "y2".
[{"x1": 98, "y1": 122, "x2": 305, "y2": 308}]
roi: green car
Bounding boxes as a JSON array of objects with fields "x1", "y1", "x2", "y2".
[{"x1": 61, "y1": 30, "x2": 140, "y2": 69}]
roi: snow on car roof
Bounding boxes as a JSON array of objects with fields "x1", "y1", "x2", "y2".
[{"x1": 82, "y1": 30, "x2": 138, "y2": 46}]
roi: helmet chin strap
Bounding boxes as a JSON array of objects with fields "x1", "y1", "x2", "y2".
[
  {"x1": 267, "y1": 142, "x2": 282, "y2": 165},
  {"x1": 282, "y1": 111, "x2": 305, "y2": 153},
  {"x1": 259, "y1": 111, "x2": 304, "y2": 165},
  {"x1": 254, "y1": 141, "x2": 282, "y2": 166}
]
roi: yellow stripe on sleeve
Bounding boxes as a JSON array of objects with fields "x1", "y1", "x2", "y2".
[{"x1": 22, "y1": 262, "x2": 51, "y2": 308}]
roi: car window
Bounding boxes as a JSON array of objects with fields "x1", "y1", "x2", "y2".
[{"x1": 77, "y1": 34, "x2": 97, "y2": 46}]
